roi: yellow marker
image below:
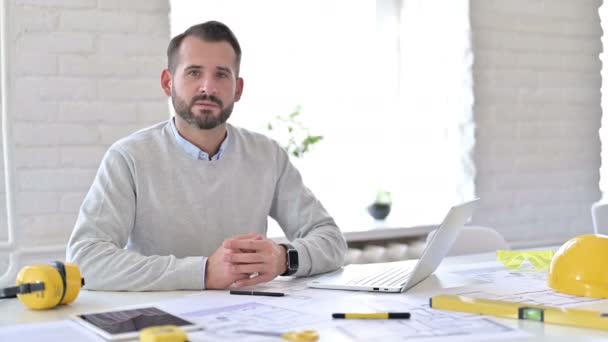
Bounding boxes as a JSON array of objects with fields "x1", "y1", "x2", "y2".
[
  {"x1": 496, "y1": 250, "x2": 554, "y2": 270},
  {"x1": 430, "y1": 295, "x2": 608, "y2": 331},
  {"x1": 332, "y1": 312, "x2": 410, "y2": 319}
]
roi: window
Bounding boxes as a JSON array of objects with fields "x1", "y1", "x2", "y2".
[{"x1": 170, "y1": 0, "x2": 472, "y2": 233}]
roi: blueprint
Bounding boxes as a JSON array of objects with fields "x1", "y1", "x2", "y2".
[
  {"x1": 445, "y1": 262, "x2": 608, "y2": 307},
  {"x1": 153, "y1": 277, "x2": 528, "y2": 341},
  {"x1": 334, "y1": 298, "x2": 519, "y2": 341},
  {"x1": 0, "y1": 320, "x2": 106, "y2": 342}
]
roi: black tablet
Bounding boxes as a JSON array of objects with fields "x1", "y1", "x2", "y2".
[{"x1": 73, "y1": 307, "x2": 201, "y2": 341}]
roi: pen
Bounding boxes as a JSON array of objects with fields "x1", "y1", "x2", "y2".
[
  {"x1": 430, "y1": 294, "x2": 608, "y2": 331},
  {"x1": 229, "y1": 290, "x2": 285, "y2": 297},
  {"x1": 332, "y1": 312, "x2": 410, "y2": 319}
]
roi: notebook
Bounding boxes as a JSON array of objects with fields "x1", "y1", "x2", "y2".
[{"x1": 307, "y1": 199, "x2": 480, "y2": 293}]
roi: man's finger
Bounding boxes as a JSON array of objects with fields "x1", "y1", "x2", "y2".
[
  {"x1": 234, "y1": 273, "x2": 250, "y2": 281},
  {"x1": 234, "y1": 274, "x2": 274, "y2": 288},
  {"x1": 224, "y1": 252, "x2": 265, "y2": 264},
  {"x1": 222, "y1": 262, "x2": 250, "y2": 276},
  {"x1": 229, "y1": 263, "x2": 266, "y2": 274},
  {"x1": 224, "y1": 239, "x2": 267, "y2": 251},
  {"x1": 223, "y1": 234, "x2": 265, "y2": 250}
]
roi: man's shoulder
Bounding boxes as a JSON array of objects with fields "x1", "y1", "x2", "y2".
[
  {"x1": 228, "y1": 125, "x2": 290, "y2": 164},
  {"x1": 110, "y1": 121, "x2": 171, "y2": 155},
  {"x1": 229, "y1": 124, "x2": 280, "y2": 150}
]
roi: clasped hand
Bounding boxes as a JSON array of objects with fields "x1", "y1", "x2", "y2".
[{"x1": 205, "y1": 233, "x2": 287, "y2": 289}]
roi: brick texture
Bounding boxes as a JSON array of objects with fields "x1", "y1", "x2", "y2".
[
  {"x1": 471, "y1": 0, "x2": 602, "y2": 247},
  {"x1": 1, "y1": 0, "x2": 170, "y2": 265}
]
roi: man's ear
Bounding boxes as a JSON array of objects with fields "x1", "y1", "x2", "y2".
[
  {"x1": 160, "y1": 69, "x2": 172, "y2": 96},
  {"x1": 235, "y1": 77, "x2": 244, "y2": 102}
]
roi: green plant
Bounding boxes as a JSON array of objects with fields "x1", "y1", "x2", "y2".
[
  {"x1": 266, "y1": 106, "x2": 323, "y2": 158},
  {"x1": 374, "y1": 189, "x2": 392, "y2": 205}
]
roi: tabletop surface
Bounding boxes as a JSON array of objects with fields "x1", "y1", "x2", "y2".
[{"x1": 1, "y1": 251, "x2": 607, "y2": 341}]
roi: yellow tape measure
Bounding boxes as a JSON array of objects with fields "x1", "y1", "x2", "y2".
[{"x1": 139, "y1": 325, "x2": 188, "y2": 342}]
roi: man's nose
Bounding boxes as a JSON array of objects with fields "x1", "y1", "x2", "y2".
[{"x1": 197, "y1": 77, "x2": 218, "y2": 95}]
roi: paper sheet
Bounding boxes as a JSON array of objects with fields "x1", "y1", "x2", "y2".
[
  {"x1": 0, "y1": 320, "x2": 106, "y2": 342},
  {"x1": 2, "y1": 264, "x2": 549, "y2": 342},
  {"x1": 335, "y1": 297, "x2": 527, "y2": 341},
  {"x1": 445, "y1": 262, "x2": 546, "y2": 286},
  {"x1": 177, "y1": 299, "x2": 527, "y2": 341},
  {"x1": 444, "y1": 262, "x2": 608, "y2": 307},
  {"x1": 152, "y1": 277, "x2": 528, "y2": 342}
]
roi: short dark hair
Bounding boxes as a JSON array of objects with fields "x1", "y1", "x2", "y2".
[{"x1": 166, "y1": 21, "x2": 242, "y2": 75}]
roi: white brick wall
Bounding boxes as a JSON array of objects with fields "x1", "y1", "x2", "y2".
[
  {"x1": 470, "y1": 0, "x2": 603, "y2": 247},
  {"x1": 1, "y1": 0, "x2": 169, "y2": 269}
]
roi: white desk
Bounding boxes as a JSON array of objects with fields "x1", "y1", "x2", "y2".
[
  {"x1": 1, "y1": 252, "x2": 607, "y2": 341},
  {"x1": 0, "y1": 290, "x2": 199, "y2": 327}
]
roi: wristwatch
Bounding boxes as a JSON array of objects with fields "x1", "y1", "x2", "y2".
[{"x1": 280, "y1": 243, "x2": 299, "y2": 276}]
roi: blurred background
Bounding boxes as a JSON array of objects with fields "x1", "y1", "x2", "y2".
[{"x1": 0, "y1": 0, "x2": 606, "y2": 280}]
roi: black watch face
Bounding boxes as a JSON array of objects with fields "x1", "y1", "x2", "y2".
[{"x1": 288, "y1": 249, "x2": 299, "y2": 269}]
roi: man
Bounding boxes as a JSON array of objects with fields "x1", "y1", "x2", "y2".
[{"x1": 66, "y1": 21, "x2": 347, "y2": 291}]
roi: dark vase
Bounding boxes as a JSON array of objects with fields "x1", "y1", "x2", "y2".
[{"x1": 368, "y1": 203, "x2": 391, "y2": 220}]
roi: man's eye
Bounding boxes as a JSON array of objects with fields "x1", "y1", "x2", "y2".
[
  {"x1": 216, "y1": 73, "x2": 228, "y2": 79},
  {"x1": 188, "y1": 70, "x2": 200, "y2": 77}
]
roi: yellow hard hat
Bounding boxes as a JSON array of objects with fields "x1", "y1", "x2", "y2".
[{"x1": 548, "y1": 234, "x2": 608, "y2": 298}]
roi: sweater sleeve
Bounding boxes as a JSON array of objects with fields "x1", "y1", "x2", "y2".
[
  {"x1": 269, "y1": 147, "x2": 347, "y2": 276},
  {"x1": 66, "y1": 148, "x2": 204, "y2": 291}
]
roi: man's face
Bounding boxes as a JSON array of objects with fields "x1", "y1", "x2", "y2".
[{"x1": 169, "y1": 37, "x2": 243, "y2": 130}]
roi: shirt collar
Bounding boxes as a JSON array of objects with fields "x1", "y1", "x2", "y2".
[{"x1": 170, "y1": 117, "x2": 229, "y2": 161}]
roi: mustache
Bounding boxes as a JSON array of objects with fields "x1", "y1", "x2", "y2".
[{"x1": 191, "y1": 95, "x2": 223, "y2": 108}]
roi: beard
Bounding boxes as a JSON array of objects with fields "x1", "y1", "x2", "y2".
[{"x1": 172, "y1": 89, "x2": 234, "y2": 130}]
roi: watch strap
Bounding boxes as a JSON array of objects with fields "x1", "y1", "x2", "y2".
[{"x1": 280, "y1": 243, "x2": 298, "y2": 276}]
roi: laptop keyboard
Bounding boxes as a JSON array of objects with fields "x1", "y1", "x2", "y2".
[{"x1": 346, "y1": 266, "x2": 412, "y2": 287}]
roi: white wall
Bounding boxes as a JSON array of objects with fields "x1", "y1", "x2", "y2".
[
  {"x1": 0, "y1": 0, "x2": 170, "y2": 278},
  {"x1": 600, "y1": 4, "x2": 608, "y2": 197},
  {"x1": 470, "y1": 0, "x2": 603, "y2": 247}
]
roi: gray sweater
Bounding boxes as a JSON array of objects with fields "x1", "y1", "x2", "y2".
[{"x1": 66, "y1": 120, "x2": 347, "y2": 291}]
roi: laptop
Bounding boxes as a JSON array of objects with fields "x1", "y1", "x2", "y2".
[{"x1": 307, "y1": 199, "x2": 479, "y2": 293}]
